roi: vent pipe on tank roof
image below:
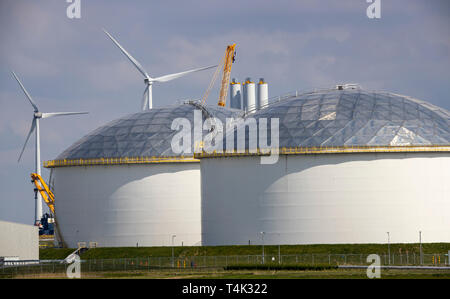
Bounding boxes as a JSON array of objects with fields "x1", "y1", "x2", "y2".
[
  {"x1": 244, "y1": 78, "x2": 256, "y2": 113},
  {"x1": 229, "y1": 78, "x2": 242, "y2": 109},
  {"x1": 257, "y1": 78, "x2": 268, "y2": 110}
]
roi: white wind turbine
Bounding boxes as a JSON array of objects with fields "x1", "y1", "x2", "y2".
[
  {"x1": 103, "y1": 29, "x2": 217, "y2": 110},
  {"x1": 12, "y1": 71, "x2": 88, "y2": 225}
]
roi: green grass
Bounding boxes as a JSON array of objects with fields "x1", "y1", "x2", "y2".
[
  {"x1": 39, "y1": 248, "x2": 75, "y2": 260},
  {"x1": 40, "y1": 243, "x2": 450, "y2": 260}
]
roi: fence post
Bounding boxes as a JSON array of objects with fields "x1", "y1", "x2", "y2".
[
  {"x1": 328, "y1": 254, "x2": 331, "y2": 265},
  {"x1": 226, "y1": 256, "x2": 228, "y2": 267}
]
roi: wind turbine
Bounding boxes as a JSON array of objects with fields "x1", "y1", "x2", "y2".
[
  {"x1": 103, "y1": 29, "x2": 217, "y2": 110},
  {"x1": 12, "y1": 71, "x2": 88, "y2": 225}
]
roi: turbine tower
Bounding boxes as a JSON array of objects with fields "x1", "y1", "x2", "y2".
[
  {"x1": 103, "y1": 29, "x2": 217, "y2": 110},
  {"x1": 12, "y1": 71, "x2": 88, "y2": 225}
]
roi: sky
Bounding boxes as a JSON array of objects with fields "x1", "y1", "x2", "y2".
[{"x1": 0, "y1": 0, "x2": 449, "y2": 225}]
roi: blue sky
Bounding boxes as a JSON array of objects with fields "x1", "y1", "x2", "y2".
[{"x1": 0, "y1": 0, "x2": 449, "y2": 224}]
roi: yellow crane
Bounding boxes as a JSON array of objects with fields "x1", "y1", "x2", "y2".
[
  {"x1": 31, "y1": 173, "x2": 55, "y2": 214},
  {"x1": 201, "y1": 44, "x2": 236, "y2": 107},
  {"x1": 30, "y1": 173, "x2": 67, "y2": 246}
]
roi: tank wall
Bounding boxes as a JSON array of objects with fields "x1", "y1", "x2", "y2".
[
  {"x1": 201, "y1": 153, "x2": 450, "y2": 245},
  {"x1": 54, "y1": 163, "x2": 201, "y2": 247}
]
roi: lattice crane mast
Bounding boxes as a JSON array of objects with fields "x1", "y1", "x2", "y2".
[{"x1": 201, "y1": 44, "x2": 236, "y2": 107}]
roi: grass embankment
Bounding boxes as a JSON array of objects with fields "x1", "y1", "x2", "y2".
[{"x1": 39, "y1": 243, "x2": 450, "y2": 260}]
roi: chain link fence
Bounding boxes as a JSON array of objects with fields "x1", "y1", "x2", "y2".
[{"x1": 1, "y1": 253, "x2": 449, "y2": 278}]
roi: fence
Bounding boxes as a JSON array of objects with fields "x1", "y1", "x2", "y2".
[{"x1": 1, "y1": 253, "x2": 448, "y2": 278}]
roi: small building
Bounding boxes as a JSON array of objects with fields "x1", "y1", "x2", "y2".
[{"x1": 0, "y1": 220, "x2": 39, "y2": 261}]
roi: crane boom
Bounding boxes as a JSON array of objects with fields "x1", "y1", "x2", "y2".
[
  {"x1": 217, "y1": 44, "x2": 236, "y2": 107},
  {"x1": 31, "y1": 173, "x2": 55, "y2": 214},
  {"x1": 201, "y1": 44, "x2": 236, "y2": 107}
]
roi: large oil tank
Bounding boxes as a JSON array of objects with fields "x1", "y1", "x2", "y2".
[
  {"x1": 198, "y1": 88, "x2": 450, "y2": 245},
  {"x1": 45, "y1": 102, "x2": 243, "y2": 247}
]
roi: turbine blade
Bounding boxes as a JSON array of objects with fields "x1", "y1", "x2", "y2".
[
  {"x1": 102, "y1": 29, "x2": 151, "y2": 79},
  {"x1": 152, "y1": 65, "x2": 217, "y2": 83},
  {"x1": 18, "y1": 118, "x2": 36, "y2": 162},
  {"x1": 41, "y1": 112, "x2": 89, "y2": 119},
  {"x1": 11, "y1": 71, "x2": 39, "y2": 112},
  {"x1": 141, "y1": 85, "x2": 149, "y2": 111}
]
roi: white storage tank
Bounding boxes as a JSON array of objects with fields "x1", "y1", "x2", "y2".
[
  {"x1": 198, "y1": 89, "x2": 450, "y2": 246},
  {"x1": 45, "y1": 102, "x2": 243, "y2": 247},
  {"x1": 243, "y1": 78, "x2": 256, "y2": 113},
  {"x1": 257, "y1": 78, "x2": 268, "y2": 110},
  {"x1": 229, "y1": 78, "x2": 242, "y2": 109}
]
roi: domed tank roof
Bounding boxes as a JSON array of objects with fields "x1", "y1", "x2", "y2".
[
  {"x1": 52, "y1": 102, "x2": 243, "y2": 162},
  {"x1": 219, "y1": 88, "x2": 450, "y2": 152}
]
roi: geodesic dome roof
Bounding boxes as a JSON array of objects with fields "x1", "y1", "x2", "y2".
[
  {"x1": 54, "y1": 102, "x2": 243, "y2": 160},
  {"x1": 222, "y1": 88, "x2": 450, "y2": 151}
]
